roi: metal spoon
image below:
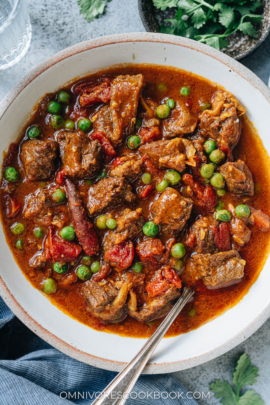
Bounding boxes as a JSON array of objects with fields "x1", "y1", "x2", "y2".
[{"x1": 92, "y1": 286, "x2": 194, "y2": 405}]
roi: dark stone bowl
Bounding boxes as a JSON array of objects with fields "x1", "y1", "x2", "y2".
[{"x1": 138, "y1": 0, "x2": 270, "y2": 60}]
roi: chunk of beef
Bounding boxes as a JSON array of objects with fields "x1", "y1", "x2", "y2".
[
  {"x1": 65, "y1": 179, "x2": 99, "y2": 255},
  {"x1": 92, "y1": 105, "x2": 114, "y2": 143},
  {"x1": 128, "y1": 267, "x2": 181, "y2": 322},
  {"x1": 109, "y1": 154, "x2": 143, "y2": 181},
  {"x1": 187, "y1": 216, "x2": 218, "y2": 254},
  {"x1": 163, "y1": 102, "x2": 197, "y2": 137},
  {"x1": 228, "y1": 204, "x2": 251, "y2": 246},
  {"x1": 151, "y1": 188, "x2": 193, "y2": 238},
  {"x1": 87, "y1": 177, "x2": 136, "y2": 216},
  {"x1": 110, "y1": 74, "x2": 144, "y2": 145},
  {"x1": 220, "y1": 160, "x2": 254, "y2": 195},
  {"x1": 103, "y1": 208, "x2": 144, "y2": 270},
  {"x1": 24, "y1": 185, "x2": 68, "y2": 228},
  {"x1": 21, "y1": 140, "x2": 58, "y2": 181},
  {"x1": 199, "y1": 90, "x2": 245, "y2": 155},
  {"x1": 136, "y1": 239, "x2": 165, "y2": 264},
  {"x1": 83, "y1": 279, "x2": 128, "y2": 322},
  {"x1": 139, "y1": 138, "x2": 196, "y2": 172},
  {"x1": 104, "y1": 208, "x2": 144, "y2": 251},
  {"x1": 57, "y1": 131, "x2": 102, "y2": 179},
  {"x1": 183, "y1": 250, "x2": 246, "y2": 288}
]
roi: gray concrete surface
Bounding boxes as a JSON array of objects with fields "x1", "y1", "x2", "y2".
[{"x1": 1, "y1": 0, "x2": 270, "y2": 403}]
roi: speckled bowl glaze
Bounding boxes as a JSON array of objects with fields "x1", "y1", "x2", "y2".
[
  {"x1": 1, "y1": 33, "x2": 270, "y2": 373},
  {"x1": 138, "y1": 0, "x2": 270, "y2": 60}
]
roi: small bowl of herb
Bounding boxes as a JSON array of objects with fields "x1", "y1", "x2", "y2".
[{"x1": 138, "y1": 0, "x2": 270, "y2": 59}]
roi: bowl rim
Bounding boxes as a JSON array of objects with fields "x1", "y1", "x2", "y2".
[
  {"x1": 137, "y1": 0, "x2": 270, "y2": 61},
  {"x1": 1, "y1": 32, "x2": 270, "y2": 374}
]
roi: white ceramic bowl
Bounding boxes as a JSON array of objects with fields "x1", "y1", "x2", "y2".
[{"x1": 1, "y1": 33, "x2": 270, "y2": 374}]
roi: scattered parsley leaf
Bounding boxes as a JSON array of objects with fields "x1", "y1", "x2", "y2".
[
  {"x1": 238, "y1": 21, "x2": 257, "y2": 37},
  {"x1": 210, "y1": 354, "x2": 264, "y2": 405},
  {"x1": 210, "y1": 381, "x2": 236, "y2": 405},
  {"x1": 238, "y1": 390, "x2": 264, "y2": 405},
  {"x1": 153, "y1": 0, "x2": 178, "y2": 11},
  {"x1": 77, "y1": 0, "x2": 110, "y2": 22},
  {"x1": 233, "y1": 353, "x2": 259, "y2": 390}
]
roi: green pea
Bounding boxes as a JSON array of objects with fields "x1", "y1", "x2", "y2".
[
  {"x1": 57, "y1": 91, "x2": 70, "y2": 104},
  {"x1": 81, "y1": 255, "x2": 91, "y2": 266},
  {"x1": 142, "y1": 173, "x2": 152, "y2": 185},
  {"x1": 77, "y1": 265, "x2": 91, "y2": 281},
  {"x1": 180, "y1": 86, "x2": 190, "y2": 96},
  {"x1": 209, "y1": 162, "x2": 217, "y2": 170},
  {"x1": 215, "y1": 200, "x2": 225, "y2": 211},
  {"x1": 53, "y1": 262, "x2": 68, "y2": 274},
  {"x1": 174, "y1": 259, "x2": 184, "y2": 272},
  {"x1": 91, "y1": 261, "x2": 100, "y2": 273},
  {"x1": 65, "y1": 119, "x2": 75, "y2": 130},
  {"x1": 33, "y1": 227, "x2": 43, "y2": 238},
  {"x1": 85, "y1": 179, "x2": 93, "y2": 185},
  {"x1": 16, "y1": 239, "x2": 23, "y2": 250},
  {"x1": 156, "y1": 179, "x2": 168, "y2": 192},
  {"x1": 11, "y1": 223, "x2": 25, "y2": 235},
  {"x1": 106, "y1": 218, "x2": 117, "y2": 230},
  {"x1": 143, "y1": 221, "x2": 159, "y2": 237},
  {"x1": 200, "y1": 102, "x2": 210, "y2": 111},
  {"x1": 157, "y1": 83, "x2": 167, "y2": 91},
  {"x1": 204, "y1": 140, "x2": 215, "y2": 154},
  {"x1": 171, "y1": 243, "x2": 186, "y2": 259},
  {"x1": 156, "y1": 104, "x2": 171, "y2": 119},
  {"x1": 78, "y1": 118, "x2": 92, "y2": 132},
  {"x1": 135, "y1": 118, "x2": 142, "y2": 130},
  {"x1": 209, "y1": 149, "x2": 225, "y2": 165},
  {"x1": 48, "y1": 101, "x2": 61, "y2": 114},
  {"x1": 28, "y1": 126, "x2": 41, "y2": 139},
  {"x1": 165, "y1": 170, "x2": 181, "y2": 185},
  {"x1": 96, "y1": 215, "x2": 107, "y2": 230},
  {"x1": 4, "y1": 167, "x2": 19, "y2": 182},
  {"x1": 215, "y1": 209, "x2": 232, "y2": 222},
  {"x1": 189, "y1": 308, "x2": 196, "y2": 317},
  {"x1": 217, "y1": 189, "x2": 226, "y2": 197},
  {"x1": 60, "y1": 226, "x2": 76, "y2": 241},
  {"x1": 200, "y1": 164, "x2": 214, "y2": 180},
  {"x1": 166, "y1": 98, "x2": 175, "y2": 109},
  {"x1": 51, "y1": 115, "x2": 64, "y2": 129},
  {"x1": 235, "y1": 204, "x2": 250, "y2": 219},
  {"x1": 97, "y1": 168, "x2": 107, "y2": 179},
  {"x1": 127, "y1": 135, "x2": 141, "y2": 149},
  {"x1": 53, "y1": 189, "x2": 66, "y2": 203},
  {"x1": 210, "y1": 173, "x2": 225, "y2": 189},
  {"x1": 131, "y1": 262, "x2": 143, "y2": 273},
  {"x1": 43, "y1": 278, "x2": 57, "y2": 294}
]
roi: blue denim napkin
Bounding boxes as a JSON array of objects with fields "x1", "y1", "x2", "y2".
[{"x1": 0, "y1": 297, "x2": 198, "y2": 405}]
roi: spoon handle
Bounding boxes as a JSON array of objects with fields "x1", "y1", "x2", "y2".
[{"x1": 92, "y1": 287, "x2": 194, "y2": 405}]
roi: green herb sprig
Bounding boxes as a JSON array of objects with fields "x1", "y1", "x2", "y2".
[
  {"x1": 78, "y1": 0, "x2": 111, "y2": 22},
  {"x1": 210, "y1": 353, "x2": 264, "y2": 405},
  {"x1": 156, "y1": 0, "x2": 263, "y2": 50}
]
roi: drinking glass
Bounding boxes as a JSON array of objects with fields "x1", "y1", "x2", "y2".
[{"x1": 0, "y1": 0, "x2": 32, "y2": 70}]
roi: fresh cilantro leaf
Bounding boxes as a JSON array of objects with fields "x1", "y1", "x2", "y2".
[
  {"x1": 178, "y1": 0, "x2": 198, "y2": 14},
  {"x1": 238, "y1": 390, "x2": 264, "y2": 405},
  {"x1": 233, "y1": 353, "x2": 259, "y2": 390},
  {"x1": 184, "y1": 26, "x2": 200, "y2": 38},
  {"x1": 191, "y1": 7, "x2": 207, "y2": 28},
  {"x1": 210, "y1": 380, "x2": 236, "y2": 405},
  {"x1": 219, "y1": 37, "x2": 230, "y2": 48},
  {"x1": 234, "y1": 1, "x2": 262, "y2": 16},
  {"x1": 77, "y1": 0, "x2": 109, "y2": 22},
  {"x1": 160, "y1": 25, "x2": 177, "y2": 34},
  {"x1": 219, "y1": 6, "x2": 235, "y2": 28},
  {"x1": 153, "y1": 0, "x2": 178, "y2": 11},
  {"x1": 238, "y1": 21, "x2": 257, "y2": 37},
  {"x1": 205, "y1": 36, "x2": 222, "y2": 50}
]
